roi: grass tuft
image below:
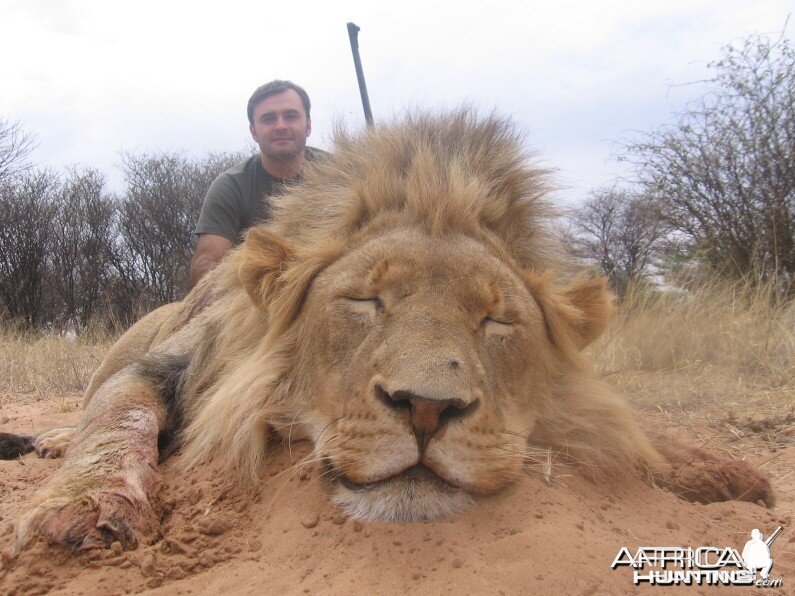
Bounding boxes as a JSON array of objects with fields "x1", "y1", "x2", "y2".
[
  {"x1": 0, "y1": 324, "x2": 116, "y2": 396},
  {"x1": 592, "y1": 278, "x2": 794, "y2": 386}
]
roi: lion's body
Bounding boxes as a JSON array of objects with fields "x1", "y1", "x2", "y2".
[
  {"x1": 83, "y1": 302, "x2": 184, "y2": 407},
  {"x1": 11, "y1": 111, "x2": 773, "y2": 552}
]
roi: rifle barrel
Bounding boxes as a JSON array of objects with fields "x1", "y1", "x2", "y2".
[
  {"x1": 765, "y1": 526, "x2": 783, "y2": 547},
  {"x1": 347, "y1": 22, "x2": 374, "y2": 127}
]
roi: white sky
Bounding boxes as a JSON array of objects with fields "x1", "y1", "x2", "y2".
[{"x1": 1, "y1": 0, "x2": 791, "y2": 204}]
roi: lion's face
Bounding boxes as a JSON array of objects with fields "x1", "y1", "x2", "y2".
[
  {"x1": 228, "y1": 112, "x2": 627, "y2": 522},
  {"x1": 198, "y1": 112, "x2": 654, "y2": 524},
  {"x1": 286, "y1": 226, "x2": 563, "y2": 521}
]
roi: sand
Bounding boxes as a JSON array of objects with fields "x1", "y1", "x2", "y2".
[{"x1": 0, "y1": 390, "x2": 792, "y2": 595}]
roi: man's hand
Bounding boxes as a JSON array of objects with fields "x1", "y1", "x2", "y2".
[{"x1": 190, "y1": 233, "x2": 233, "y2": 287}]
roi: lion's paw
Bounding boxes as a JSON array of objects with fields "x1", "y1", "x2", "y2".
[
  {"x1": 34, "y1": 427, "x2": 77, "y2": 459},
  {"x1": 655, "y1": 443, "x2": 775, "y2": 507},
  {"x1": 15, "y1": 481, "x2": 159, "y2": 552}
]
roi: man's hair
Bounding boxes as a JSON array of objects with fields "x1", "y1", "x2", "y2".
[{"x1": 247, "y1": 80, "x2": 311, "y2": 124}]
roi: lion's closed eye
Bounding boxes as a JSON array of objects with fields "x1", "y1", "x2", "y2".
[
  {"x1": 481, "y1": 316, "x2": 515, "y2": 340},
  {"x1": 340, "y1": 296, "x2": 384, "y2": 318},
  {"x1": 481, "y1": 315, "x2": 514, "y2": 328}
]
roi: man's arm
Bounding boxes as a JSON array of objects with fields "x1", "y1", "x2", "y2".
[
  {"x1": 190, "y1": 233, "x2": 233, "y2": 287},
  {"x1": 191, "y1": 168, "x2": 244, "y2": 288}
]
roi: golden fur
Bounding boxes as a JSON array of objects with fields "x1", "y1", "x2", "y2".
[{"x1": 14, "y1": 110, "x2": 771, "y2": 550}]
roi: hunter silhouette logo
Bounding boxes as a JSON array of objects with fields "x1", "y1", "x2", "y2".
[
  {"x1": 741, "y1": 527, "x2": 781, "y2": 582},
  {"x1": 612, "y1": 526, "x2": 784, "y2": 588}
]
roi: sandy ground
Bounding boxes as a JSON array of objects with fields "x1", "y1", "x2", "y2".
[{"x1": 0, "y1": 386, "x2": 792, "y2": 596}]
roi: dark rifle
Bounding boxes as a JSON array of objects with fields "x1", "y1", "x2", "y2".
[{"x1": 346, "y1": 22, "x2": 374, "y2": 127}]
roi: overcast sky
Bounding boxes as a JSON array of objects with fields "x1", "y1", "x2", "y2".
[{"x1": 1, "y1": 0, "x2": 791, "y2": 205}]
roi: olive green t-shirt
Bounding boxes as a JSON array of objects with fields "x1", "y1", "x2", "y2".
[{"x1": 195, "y1": 147, "x2": 324, "y2": 244}]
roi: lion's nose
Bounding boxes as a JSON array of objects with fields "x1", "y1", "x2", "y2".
[{"x1": 376, "y1": 386, "x2": 479, "y2": 453}]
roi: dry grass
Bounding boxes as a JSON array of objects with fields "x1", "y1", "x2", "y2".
[
  {"x1": 592, "y1": 279, "x2": 795, "y2": 386},
  {"x1": 589, "y1": 279, "x2": 794, "y2": 465},
  {"x1": 0, "y1": 324, "x2": 117, "y2": 396}
]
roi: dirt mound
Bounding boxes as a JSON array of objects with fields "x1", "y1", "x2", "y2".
[{"x1": 1, "y1": 393, "x2": 792, "y2": 595}]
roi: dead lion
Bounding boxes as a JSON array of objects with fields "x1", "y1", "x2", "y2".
[{"x1": 7, "y1": 110, "x2": 773, "y2": 552}]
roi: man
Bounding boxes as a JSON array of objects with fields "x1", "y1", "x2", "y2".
[{"x1": 190, "y1": 80, "x2": 322, "y2": 286}]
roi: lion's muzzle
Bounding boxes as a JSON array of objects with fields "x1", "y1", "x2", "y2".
[{"x1": 374, "y1": 384, "x2": 480, "y2": 453}]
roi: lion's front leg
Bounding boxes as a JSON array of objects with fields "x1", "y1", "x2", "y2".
[{"x1": 15, "y1": 368, "x2": 165, "y2": 552}]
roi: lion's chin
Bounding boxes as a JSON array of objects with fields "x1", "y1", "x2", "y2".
[{"x1": 330, "y1": 464, "x2": 474, "y2": 522}]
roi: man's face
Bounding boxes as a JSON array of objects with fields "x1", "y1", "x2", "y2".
[{"x1": 249, "y1": 89, "x2": 312, "y2": 162}]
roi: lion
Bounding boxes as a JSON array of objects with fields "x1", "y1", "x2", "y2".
[{"x1": 5, "y1": 110, "x2": 773, "y2": 553}]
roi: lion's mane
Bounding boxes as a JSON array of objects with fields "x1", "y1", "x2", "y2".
[{"x1": 149, "y1": 110, "x2": 660, "y2": 481}]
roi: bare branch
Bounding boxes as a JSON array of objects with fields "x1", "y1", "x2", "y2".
[{"x1": 0, "y1": 118, "x2": 37, "y2": 182}]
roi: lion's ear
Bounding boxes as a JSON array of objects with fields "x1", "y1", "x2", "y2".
[
  {"x1": 560, "y1": 276, "x2": 614, "y2": 348},
  {"x1": 238, "y1": 226, "x2": 341, "y2": 334},
  {"x1": 238, "y1": 226, "x2": 296, "y2": 310},
  {"x1": 524, "y1": 272, "x2": 614, "y2": 353}
]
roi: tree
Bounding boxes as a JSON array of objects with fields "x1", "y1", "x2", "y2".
[
  {"x1": 0, "y1": 118, "x2": 36, "y2": 183},
  {"x1": 569, "y1": 188, "x2": 668, "y2": 294},
  {"x1": 50, "y1": 167, "x2": 116, "y2": 327},
  {"x1": 111, "y1": 150, "x2": 247, "y2": 319},
  {"x1": 0, "y1": 144, "x2": 248, "y2": 328},
  {"x1": 0, "y1": 169, "x2": 57, "y2": 327},
  {"x1": 624, "y1": 34, "x2": 794, "y2": 295}
]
